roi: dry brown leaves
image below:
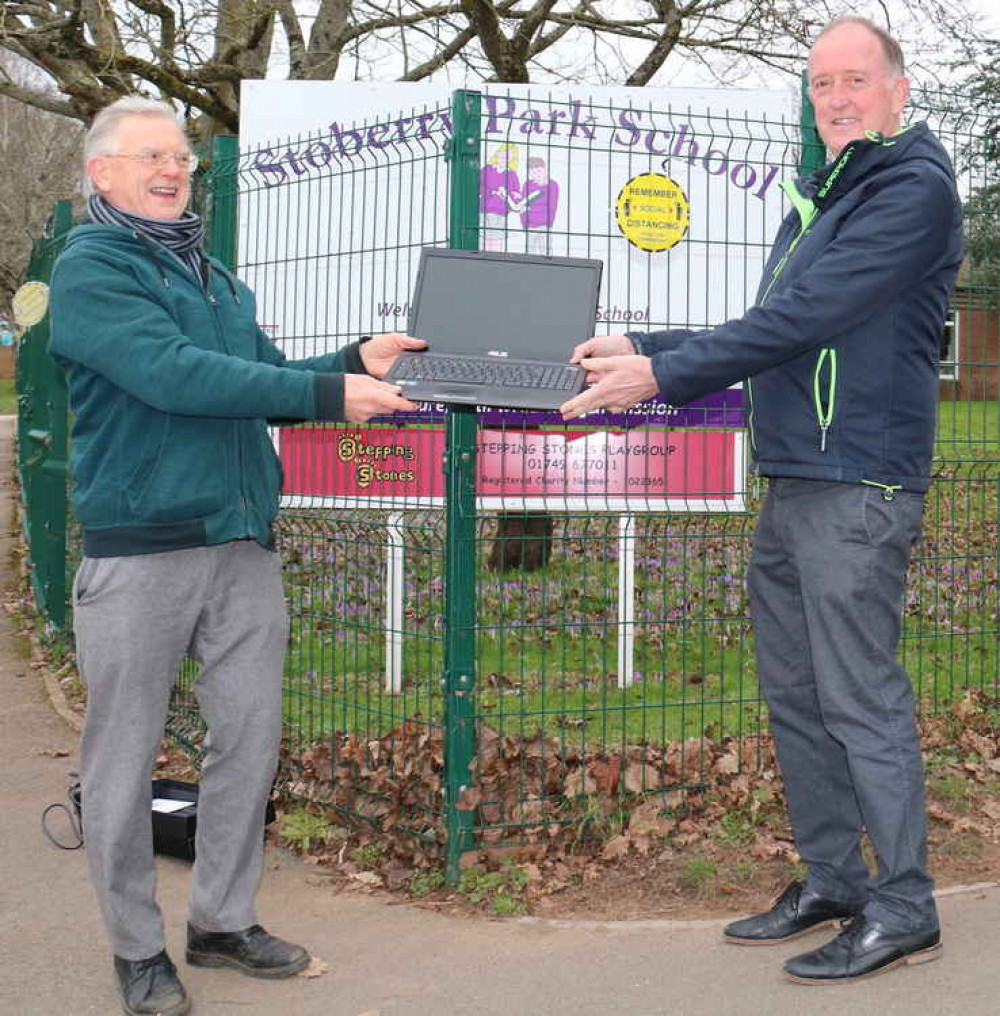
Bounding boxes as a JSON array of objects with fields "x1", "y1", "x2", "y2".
[{"x1": 269, "y1": 689, "x2": 1000, "y2": 908}]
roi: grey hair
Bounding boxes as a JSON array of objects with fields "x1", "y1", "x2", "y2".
[
  {"x1": 82, "y1": 96, "x2": 186, "y2": 195},
  {"x1": 813, "y1": 16, "x2": 905, "y2": 78}
]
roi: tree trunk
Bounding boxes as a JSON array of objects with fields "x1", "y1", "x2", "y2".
[{"x1": 486, "y1": 511, "x2": 554, "y2": 572}]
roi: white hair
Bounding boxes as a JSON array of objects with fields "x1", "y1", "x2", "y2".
[{"x1": 82, "y1": 96, "x2": 186, "y2": 196}]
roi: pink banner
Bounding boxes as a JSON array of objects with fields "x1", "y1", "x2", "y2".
[{"x1": 281, "y1": 426, "x2": 740, "y2": 504}]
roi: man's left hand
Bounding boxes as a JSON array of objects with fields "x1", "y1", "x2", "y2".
[
  {"x1": 560, "y1": 355, "x2": 659, "y2": 420},
  {"x1": 360, "y1": 332, "x2": 428, "y2": 378}
]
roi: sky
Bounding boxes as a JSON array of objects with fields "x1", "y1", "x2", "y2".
[
  {"x1": 653, "y1": 0, "x2": 1000, "y2": 93},
  {"x1": 972, "y1": 0, "x2": 999, "y2": 33}
]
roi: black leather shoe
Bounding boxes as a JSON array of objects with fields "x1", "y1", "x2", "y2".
[
  {"x1": 114, "y1": 950, "x2": 190, "y2": 1016},
  {"x1": 186, "y1": 923, "x2": 310, "y2": 979},
  {"x1": 723, "y1": 880, "x2": 864, "y2": 945},
  {"x1": 784, "y1": 914, "x2": 942, "y2": 984}
]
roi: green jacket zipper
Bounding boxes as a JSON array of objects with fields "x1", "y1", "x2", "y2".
[
  {"x1": 205, "y1": 287, "x2": 251, "y2": 532},
  {"x1": 748, "y1": 181, "x2": 819, "y2": 458},
  {"x1": 812, "y1": 348, "x2": 837, "y2": 451}
]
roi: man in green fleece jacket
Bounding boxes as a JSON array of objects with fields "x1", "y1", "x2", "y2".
[{"x1": 48, "y1": 96, "x2": 425, "y2": 1016}]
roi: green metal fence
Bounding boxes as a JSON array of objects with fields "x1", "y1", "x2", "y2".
[
  {"x1": 15, "y1": 85, "x2": 1000, "y2": 881},
  {"x1": 16, "y1": 201, "x2": 72, "y2": 631}
]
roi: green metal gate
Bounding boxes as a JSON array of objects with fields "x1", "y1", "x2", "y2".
[{"x1": 16, "y1": 200, "x2": 73, "y2": 631}]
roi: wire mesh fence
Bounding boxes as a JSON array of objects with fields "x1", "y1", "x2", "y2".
[{"x1": 15, "y1": 84, "x2": 1000, "y2": 878}]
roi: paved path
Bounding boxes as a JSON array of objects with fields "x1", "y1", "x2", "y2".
[{"x1": 2, "y1": 415, "x2": 999, "y2": 1016}]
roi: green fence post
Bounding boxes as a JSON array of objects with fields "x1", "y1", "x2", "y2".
[
  {"x1": 17, "y1": 200, "x2": 73, "y2": 629},
  {"x1": 204, "y1": 135, "x2": 239, "y2": 268},
  {"x1": 443, "y1": 89, "x2": 481, "y2": 883},
  {"x1": 799, "y1": 72, "x2": 826, "y2": 175}
]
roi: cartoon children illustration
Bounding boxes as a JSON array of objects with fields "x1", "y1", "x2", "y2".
[
  {"x1": 518, "y1": 156, "x2": 560, "y2": 253},
  {"x1": 480, "y1": 144, "x2": 521, "y2": 251}
]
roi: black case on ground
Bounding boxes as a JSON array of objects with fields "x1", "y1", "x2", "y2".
[
  {"x1": 151, "y1": 779, "x2": 200, "y2": 861},
  {"x1": 70, "y1": 779, "x2": 276, "y2": 862},
  {"x1": 151, "y1": 779, "x2": 277, "y2": 862}
]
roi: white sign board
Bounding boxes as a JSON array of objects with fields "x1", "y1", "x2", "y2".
[{"x1": 239, "y1": 81, "x2": 798, "y2": 349}]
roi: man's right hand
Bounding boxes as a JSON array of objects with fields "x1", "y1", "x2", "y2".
[
  {"x1": 343, "y1": 374, "x2": 419, "y2": 423},
  {"x1": 569, "y1": 334, "x2": 636, "y2": 364}
]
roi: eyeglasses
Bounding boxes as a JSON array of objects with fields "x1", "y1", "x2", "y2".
[{"x1": 104, "y1": 150, "x2": 200, "y2": 172}]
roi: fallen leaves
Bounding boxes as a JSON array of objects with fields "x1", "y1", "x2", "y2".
[
  {"x1": 298, "y1": 956, "x2": 328, "y2": 979},
  {"x1": 265, "y1": 687, "x2": 1000, "y2": 920}
]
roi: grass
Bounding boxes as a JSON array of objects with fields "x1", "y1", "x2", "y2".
[
  {"x1": 928, "y1": 773, "x2": 972, "y2": 813},
  {"x1": 278, "y1": 621, "x2": 999, "y2": 750},
  {"x1": 278, "y1": 807, "x2": 341, "y2": 853},
  {"x1": 678, "y1": 858, "x2": 719, "y2": 893},
  {"x1": 934, "y1": 830, "x2": 984, "y2": 863},
  {"x1": 408, "y1": 870, "x2": 447, "y2": 897},
  {"x1": 0, "y1": 379, "x2": 15, "y2": 415},
  {"x1": 935, "y1": 398, "x2": 998, "y2": 456},
  {"x1": 458, "y1": 863, "x2": 529, "y2": 916}
]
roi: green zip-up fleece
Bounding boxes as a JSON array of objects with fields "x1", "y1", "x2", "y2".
[{"x1": 49, "y1": 223, "x2": 365, "y2": 557}]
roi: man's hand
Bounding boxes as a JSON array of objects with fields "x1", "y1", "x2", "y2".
[
  {"x1": 560, "y1": 355, "x2": 658, "y2": 421},
  {"x1": 360, "y1": 332, "x2": 428, "y2": 379},
  {"x1": 569, "y1": 334, "x2": 636, "y2": 364},
  {"x1": 344, "y1": 374, "x2": 420, "y2": 423}
]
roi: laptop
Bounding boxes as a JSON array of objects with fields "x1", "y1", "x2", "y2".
[{"x1": 384, "y1": 248, "x2": 603, "y2": 410}]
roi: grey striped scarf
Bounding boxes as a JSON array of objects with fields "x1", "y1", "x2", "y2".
[{"x1": 87, "y1": 194, "x2": 208, "y2": 284}]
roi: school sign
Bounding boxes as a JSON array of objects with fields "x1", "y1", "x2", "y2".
[{"x1": 239, "y1": 81, "x2": 797, "y2": 510}]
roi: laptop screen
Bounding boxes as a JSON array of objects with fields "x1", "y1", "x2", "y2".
[{"x1": 408, "y1": 248, "x2": 603, "y2": 361}]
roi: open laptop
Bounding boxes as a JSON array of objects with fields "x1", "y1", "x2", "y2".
[{"x1": 384, "y1": 248, "x2": 603, "y2": 410}]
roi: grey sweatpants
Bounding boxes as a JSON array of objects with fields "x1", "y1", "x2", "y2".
[
  {"x1": 749, "y1": 478, "x2": 937, "y2": 932},
  {"x1": 73, "y1": 541, "x2": 288, "y2": 959}
]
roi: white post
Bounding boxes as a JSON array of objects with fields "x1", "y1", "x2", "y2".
[
  {"x1": 617, "y1": 512, "x2": 636, "y2": 689},
  {"x1": 385, "y1": 511, "x2": 405, "y2": 693}
]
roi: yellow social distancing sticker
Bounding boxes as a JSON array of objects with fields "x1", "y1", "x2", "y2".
[{"x1": 615, "y1": 172, "x2": 690, "y2": 253}]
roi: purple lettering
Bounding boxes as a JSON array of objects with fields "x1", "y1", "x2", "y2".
[
  {"x1": 644, "y1": 129, "x2": 669, "y2": 156},
  {"x1": 367, "y1": 124, "x2": 390, "y2": 149},
  {"x1": 753, "y1": 164, "x2": 781, "y2": 201},
  {"x1": 519, "y1": 108, "x2": 544, "y2": 135},
  {"x1": 304, "y1": 141, "x2": 332, "y2": 169},
  {"x1": 703, "y1": 150, "x2": 729, "y2": 176},
  {"x1": 671, "y1": 123, "x2": 700, "y2": 162},
  {"x1": 485, "y1": 96, "x2": 516, "y2": 134},
  {"x1": 613, "y1": 109, "x2": 641, "y2": 147},
  {"x1": 285, "y1": 149, "x2": 308, "y2": 176},
  {"x1": 414, "y1": 111, "x2": 437, "y2": 138},
  {"x1": 568, "y1": 99, "x2": 597, "y2": 140},
  {"x1": 254, "y1": 149, "x2": 288, "y2": 187},
  {"x1": 328, "y1": 121, "x2": 362, "y2": 157},
  {"x1": 730, "y1": 163, "x2": 758, "y2": 190}
]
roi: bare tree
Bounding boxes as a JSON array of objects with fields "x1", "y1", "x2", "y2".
[
  {"x1": 0, "y1": 1, "x2": 986, "y2": 139},
  {"x1": 0, "y1": 56, "x2": 82, "y2": 312}
]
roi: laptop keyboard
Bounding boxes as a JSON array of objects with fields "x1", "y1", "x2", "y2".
[{"x1": 392, "y1": 353, "x2": 581, "y2": 391}]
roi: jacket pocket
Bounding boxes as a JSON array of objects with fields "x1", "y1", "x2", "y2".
[
  {"x1": 812, "y1": 348, "x2": 838, "y2": 452},
  {"x1": 125, "y1": 420, "x2": 226, "y2": 523}
]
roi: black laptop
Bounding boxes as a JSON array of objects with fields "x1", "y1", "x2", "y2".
[{"x1": 384, "y1": 248, "x2": 603, "y2": 410}]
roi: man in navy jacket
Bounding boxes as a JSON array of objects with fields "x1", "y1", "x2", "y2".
[{"x1": 562, "y1": 17, "x2": 963, "y2": 984}]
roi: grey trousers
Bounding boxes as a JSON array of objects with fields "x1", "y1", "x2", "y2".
[
  {"x1": 748, "y1": 478, "x2": 937, "y2": 932},
  {"x1": 73, "y1": 541, "x2": 289, "y2": 959}
]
